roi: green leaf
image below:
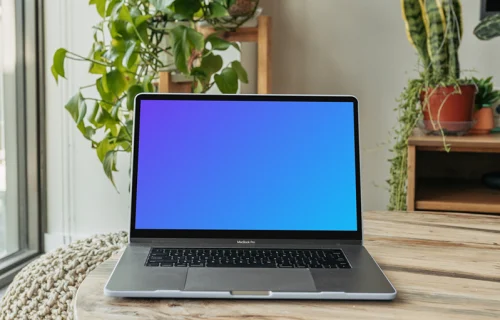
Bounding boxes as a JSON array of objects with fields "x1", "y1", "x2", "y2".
[
  {"x1": 134, "y1": 14, "x2": 152, "y2": 27},
  {"x1": 97, "y1": 138, "x2": 116, "y2": 162},
  {"x1": 118, "y1": 5, "x2": 133, "y2": 23},
  {"x1": 90, "y1": 0, "x2": 106, "y2": 17},
  {"x1": 192, "y1": 53, "x2": 223, "y2": 79},
  {"x1": 111, "y1": 102, "x2": 121, "y2": 119},
  {"x1": 77, "y1": 121, "x2": 96, "y2": 140},
  {"x1": 126, "y1": 119, "x2": 133, "y2": 135},
  {"x1": 171, "y1": 0, "x2": 201, "y2": 19},
  {"x1": 206, "y1": 34, "x2": 240, "y2": 51},
  {"x1": 214, "y1": 67, "x2": 238, "y2": 93},
  {"x1": 231, "y1": 61, "x2": 248, "y2": 83},
  {"x1": 106, "y1": 70, "x2": 127, "y2": 96},
  {"x1": 88, "y1": 102, "x2": 99, "y2": 124},
  {"x1": 151, "y1": 0, "x2": 174, "y2": 13},
  {"x1": 227, "y1": 0, "x2": 237, "y2": 7},
  {"x1": 123, "y1": 41, "x2": 137, "y2": 69},
  {"x1": 96, "y1": 77, "x2": 114, "y2": 102},
  {"x1": 170, "y1": 25, "x2": 190, "y2": 74},
  {"x1": 92, "y1": 104, "x2": 112, "y2": 128},
  {"x1": 51, "y1": 65, "x2": 59, "y2": 83},
  {"x1": 143, "y1": 75, "x2": 154, "y2": 92},
  {"x1": 106, "y1": 0, "x2": 120, "y2": 17},
  {"x1": 64, "y1": 92, "x2": 87, "y2": 125},
  {"x1": 127, "y1": 85, "x2": 144, "y2": 110},
  {"x1": 208, "y1": 2, "x2": 229, "y2": 18},
  {"x1": 77, "y1": 98, "x2": 87, "y2": 124},
  {"x1": 186, "y1": 29, "x2": 204, "y2": 51},
  {"x1": 65, "y1": 93, "x2": 81, "y2": 123},
  {"x1": 52, "y1": 48, "x2": 68, "y2": 81},
  {"x1": 89, "y1": 51, "x2": 107, "y2": 74},
  {"x1": 103, "y1": 150, "x2": 118, "y2": 187}
]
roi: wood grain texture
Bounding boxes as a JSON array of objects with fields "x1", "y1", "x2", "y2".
[
  {"x1": 407, "y1": 145, "x2": 416, "y2": 211},
  {"x1": 257, "y1": 15, "x2": 271, "y2": 94},
  {"x1": 74, "y1": 211, "x2": 500, "y2": 320},
  {"x1": 416, "y1": 179, "x2": 500, "y2": 214},
  {"x1": 158, "y1": 72, "x2": 191, "y2": 93},
  {"x1": 408, "y1": 134, "x2": 500, "y2": 152}
]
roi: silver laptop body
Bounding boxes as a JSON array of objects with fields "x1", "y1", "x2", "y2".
[{"x1": 104, "y1": 94, "x2": 396, "y2": 300}]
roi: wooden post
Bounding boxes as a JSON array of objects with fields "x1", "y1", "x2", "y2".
[
  {"x1": 257, "y1": 15, "x2": 271, "y2": 94},
  {"x1": 159, "y1": 16, "x2": 272, "y2": 94},
  {"x1": 158, "y1": 72, "x2": 191, "y2": 93},
  {"x1": 407, "y1": 145, "x2": 416, "y2": 212}
]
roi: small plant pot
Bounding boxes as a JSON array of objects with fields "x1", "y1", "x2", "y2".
[
  {"x1": 470, "y1": 107, "x2": 495, "y2": 135},
  {"x1": 420, "y1": 84, "x2": 476, "y2": 133}
]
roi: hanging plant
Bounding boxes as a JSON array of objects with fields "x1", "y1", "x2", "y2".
[
  {"x1": 51, "y1": 0, "x2": 257, "y2": 187},
  {"x1": 388, "y1": 0, "x2": 475, "y2": 211}
]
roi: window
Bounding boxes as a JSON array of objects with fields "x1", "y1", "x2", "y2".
[{"x1": 0, "y1": 0, "x2": 45, "y2": 287}]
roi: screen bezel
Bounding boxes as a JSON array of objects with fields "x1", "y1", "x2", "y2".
[{"x1": 129, "y1": 94, "x2": 362, "y2": 241}]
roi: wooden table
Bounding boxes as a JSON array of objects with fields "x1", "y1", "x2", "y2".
[
  {"x1": 74, "y1": 211, "x2": 500, "y2": 320},
  {"x1": 407, "y1": 134, "x2": 500, "y2": 214}
]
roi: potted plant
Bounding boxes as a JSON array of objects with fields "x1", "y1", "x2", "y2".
[
  {"x1": 50, "y1": 0, "x2": 256, "y2": 186},
  {"x1": 469, "y1": 77, "x2": 500, "y2": 134},
  {"x1": 403, "y1": 0, "x2": 475, "y2": 134},
  {"x1": 388, "y1": 0, "x2": 474, "y2": 211}
]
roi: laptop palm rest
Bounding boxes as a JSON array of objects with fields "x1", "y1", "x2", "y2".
[{"x1": 184, "y1": 268, "x2": 317, "y2": 292}]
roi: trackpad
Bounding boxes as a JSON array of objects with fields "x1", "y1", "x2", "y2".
[{"x1": 184, "y1": 268, "x2": 317, "y2": 292}]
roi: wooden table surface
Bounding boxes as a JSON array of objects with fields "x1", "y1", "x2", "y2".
[{"x1": 74, "y1": 211, "x2": 500, "y2": 320}]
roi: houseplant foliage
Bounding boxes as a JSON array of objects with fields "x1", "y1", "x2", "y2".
[
  {"x1": 474, "y1": 13, "x2": 500, "y2": 40},
  {"x1": 51, "y1": 0, "x2": 253, "y2": 186},
  {"x1": 472, "y1": 77, "x2": 500, "y2": 109},
  {"x1": 388, "y1": 0, "x2": 472, "y2": 211},
  {"x1": 470, "y1": 77, "x2": 500, "y2": 134}
]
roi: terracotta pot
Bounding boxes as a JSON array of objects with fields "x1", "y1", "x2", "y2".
[
  {"x1": 421, "y1": 85, "x2": 476, "y2": 132},
  {"x1": 470, "y1": 107, "x2": 494, "y2": 135}
]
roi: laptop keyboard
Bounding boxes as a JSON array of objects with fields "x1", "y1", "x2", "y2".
[{"x1": 145, "y1": 248, "x2": 351, "y2": 269}]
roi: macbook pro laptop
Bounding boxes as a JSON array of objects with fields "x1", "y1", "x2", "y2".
[{"x1": 104, "y1": 94, "x2": 397, "y2": 300}]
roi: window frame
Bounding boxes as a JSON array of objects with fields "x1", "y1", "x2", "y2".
[{"x1": 0, "y1": 0, "x2": 45, "y2": 288}]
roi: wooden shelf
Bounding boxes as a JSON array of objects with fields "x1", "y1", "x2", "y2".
[
  {"x1": 409, "y1": 134, "x2": 500, "y2": 153},
  {"x1": 416, "y1": 179, "x2": 500, "y2": 214}
]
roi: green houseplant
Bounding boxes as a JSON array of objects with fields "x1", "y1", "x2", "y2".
[
  {"x1": 470, "y1": 77, "x2": 500, "y2": 134},
  {"x1": 388, "y1": 0, "x2": 475, "y2": 211},
  {"x1": 474, "y1": 13, "x2": 500, "y2": 40},
  {"x1": 51, "y1": 0, "x2": 256, "y2": 186}
]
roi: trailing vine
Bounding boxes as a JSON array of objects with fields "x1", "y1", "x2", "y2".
[{"x1": 387, "y1": 78, "x2": 423, "y2": 211}]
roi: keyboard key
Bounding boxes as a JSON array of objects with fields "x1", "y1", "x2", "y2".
[
  {"x1": 160, "y1": 263, "x2": 173, "y2": 267},
  {"x1": 147, "y1": 248, "x2": 350, "y2": 269}
]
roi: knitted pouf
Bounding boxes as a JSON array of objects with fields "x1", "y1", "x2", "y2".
[{"x1": 0, "y1": 232, "x2": 128, "y2": 320}]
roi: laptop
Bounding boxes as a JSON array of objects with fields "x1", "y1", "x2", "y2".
[{"x1": 104, "y1": 94, "x2": 397, "y2": 300}]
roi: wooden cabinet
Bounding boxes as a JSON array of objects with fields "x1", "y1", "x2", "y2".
[{"x1": 407, "y1": 134, "x2": 500, "y2": 214}]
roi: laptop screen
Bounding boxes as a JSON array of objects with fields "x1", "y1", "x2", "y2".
[{"x1": 133, "y1": 98, "x2": 358, "y2": 232}]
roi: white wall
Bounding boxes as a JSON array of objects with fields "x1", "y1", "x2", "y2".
[
  {"x1": 45, "y1": 1, "x2": 134, "y2": 250},
  {"x1": 260, "y1": 0, "x2": 500, "y2": 211},
  {"x1": 45, "y1": 1, "x2": 500, "y2": 250},
  {"x1": 44, "y1": 1, "x2": 242, "y2": 250}
]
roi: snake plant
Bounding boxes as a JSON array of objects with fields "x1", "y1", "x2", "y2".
[
  {"x1": 474, "y1": 14, "x2": 500, "y2": 40},
  {"x1": 401, "y1": 0, "x2": 463, "y2": 82},
  {"x1": 388, "y1": 0, "x2": 465, "y2": 211}
]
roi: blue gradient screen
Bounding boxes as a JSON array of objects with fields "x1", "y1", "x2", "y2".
[{"x1": 134, "y1": 99, "x2": 358, "y2": 231}]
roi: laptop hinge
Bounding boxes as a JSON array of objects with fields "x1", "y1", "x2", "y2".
[{"x1": 129, "y1": 238, "x2": 363, "y2": 248}]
